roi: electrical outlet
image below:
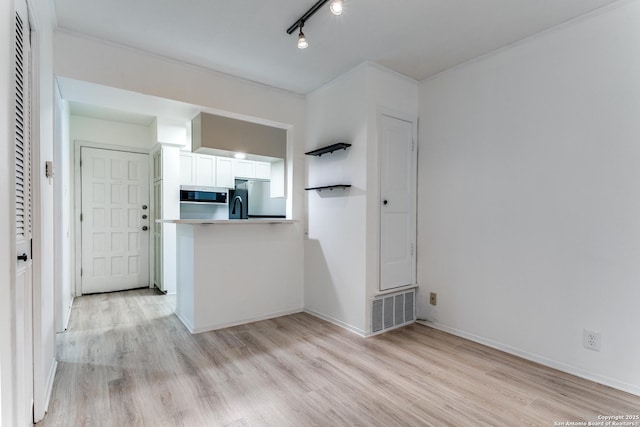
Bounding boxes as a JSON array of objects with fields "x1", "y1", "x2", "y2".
[
  {"x1": 429, "y1": 292, "x2": 437, "y2": 306},
  {"x1": 583, "y1": 329, "x2": 601, "y2": 351}
]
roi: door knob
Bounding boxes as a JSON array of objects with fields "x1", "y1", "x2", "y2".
[
  {"x1": 142, "y1": 226, "x2": 148, "y2": 231},
  {"x1": 142, "y1": 205, "x2": 148, "y2": 210},
  {"x1": 17, "y1": 253, "x2": 28, "y2": 262},
  {"x1": 383, "y1": 200, "x2": 388, "y2": 205},
  {"x1": 142, "y1": 214, "x2": 148, "y2": 219}
]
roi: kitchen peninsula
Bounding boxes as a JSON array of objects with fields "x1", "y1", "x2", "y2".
[{"x1": 159, "y1": 219, "x2": 301, "y2": 333}]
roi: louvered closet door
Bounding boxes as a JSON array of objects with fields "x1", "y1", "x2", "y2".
[
  {"x1": 14, "y1": 0, "x2": 35, "y2": 424},
  {"x1": 81, "y1": 147, "x2": 150, "y2": 294}
]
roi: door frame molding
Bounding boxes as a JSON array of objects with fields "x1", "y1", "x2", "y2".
[
  {"x1": 376, "y1": 107, "x2": 418, "y2": 292},
  {"x1": 73, "y1": 140, "x2": 150, "y2": 296}
]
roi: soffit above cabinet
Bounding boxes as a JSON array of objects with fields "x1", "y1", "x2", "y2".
[{"x1": 192, "y1": 112, "x2": 286, "y2": 160}]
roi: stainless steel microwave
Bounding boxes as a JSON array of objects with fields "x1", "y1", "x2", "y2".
[{"x1": 179, "y1": 186, "x2": 228, "y2": 204}]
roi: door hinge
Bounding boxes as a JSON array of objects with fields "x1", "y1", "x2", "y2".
[
  {"x1": 412, "y1": 139, "x2": 415, "y2": 152},
  {"x1": 80, "y1": 213, "x2": 83, "y2": 222},
  {"x1": 410, "y1": 243, "x2": 415, "y2": 257},
  {"x1": 80, "y1": 268, "x2": 83, "y2": 277}
]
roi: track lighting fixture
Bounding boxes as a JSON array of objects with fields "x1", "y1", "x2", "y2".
[
  {"x1": 286, "y1": 0, "x2": 343, "y2": 49},
  {"x1": 297, "y1": 21, "x2": 308, "y2": 49},
  {"x1": 329, "y1": 0, "x2": 343, "y2": 15}
]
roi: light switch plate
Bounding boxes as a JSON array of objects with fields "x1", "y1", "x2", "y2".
[{"x1": 45, "y1": 160, "x2": 55, "y2": 178}]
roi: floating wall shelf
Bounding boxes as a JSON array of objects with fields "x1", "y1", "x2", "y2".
[
  {"x1": 305, "y1": 142, "x2": 351, "y2": 156},
  {"x1": 305, "y1": 184, "x2": 352, "y2": 192}
]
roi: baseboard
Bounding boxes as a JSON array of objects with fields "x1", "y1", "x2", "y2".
[
  {"x1": 186, "y1": 307, "x2": 305, "y2": 334},
  {"x1": 368, "y1": 320, "x2": 416, "y2": 337},
  {"x1": 34, "y1": 358, "x2": 58, "y2": 423},
  {"x1": 63, "y1": 297, "x2": 74, "y2": 331},
  {"x1": 417, "y1": 320, "x2": 640, "y2": 397},
  {"x1": 174, "y1": 311, "x2": 195, "y2": 333},
  {"x1": 304, "y1": 309, "x2": 367, "y2": 337},
  {"x1": 45, "y1": 358, "x2": 57, "y2": 409}
]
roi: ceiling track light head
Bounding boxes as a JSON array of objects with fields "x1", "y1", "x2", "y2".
[
  {"x1": 329, "y1": 0, "x2": 343, "y2": 15},
  {"x1": 297, "y1": 21, "x2": 308, "y2": 49},
  {"x1": 286, "y1": 0, "x2": 343, "y2": 49}
]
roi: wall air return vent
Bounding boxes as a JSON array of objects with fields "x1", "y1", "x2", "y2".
[{"x1": 371, "y1": 289, "x2": 415, "y2": 335}]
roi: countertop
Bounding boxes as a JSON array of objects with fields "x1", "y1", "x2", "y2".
[{"x1": 156, "y1": 219, "x2": 295, "y2": 225}]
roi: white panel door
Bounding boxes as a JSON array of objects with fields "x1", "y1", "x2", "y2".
[
  {"x1": 379, "y1": 114, "x2": 416, "y2": 291},
  {"x1": 14, "y1": 2, "x2": 34, "y2": 424},
  {"x1": 81, "y1": 147, "x2": 150, "y2": 294}
]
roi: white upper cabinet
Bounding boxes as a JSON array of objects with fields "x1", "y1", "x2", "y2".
[
  {"x1": 181, "y1": 152, "x2": 218, "y2": 187},
  {"x1": 232, "y1": 159, "x2": 271, "y2": 180},
  {"x1": 179, "y1": 152, "x2": 273, "y2": 189},
  {"x1": 254, "y1": 161, "x2": 271, "y2": 180},
  {"x1": 216, "y1": 157, "x2": 234, "y2": 188},
  {"x1": 195, "y1": 154, "x2": 216, "y2": 187},
  {"x1": 180, "y1": 153, "x2": 195, "y2": 186},
  {"x1": 233, "y1": 159, "x2": 255, "y2": 179}
]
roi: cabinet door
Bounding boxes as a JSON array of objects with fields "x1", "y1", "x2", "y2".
[
  {"x1": 153, "y1": 180, "x2": 163, "y2": 290},
  {"x1": 216, "y1": 157, "x2": 234, "y2": 188},
  {"x1": 195, "y1": 154, "x2": 216, "y2": 187},
  {"x1": 179, "y1": 153, "x2": 195, "y2": 185},
  {"x1": 152, "y1": 150, "x2": 162, "y2": 182},
  {"x1": 233, "y1": 159, "x2": 255, "y2": 179},
  {"x1": 154, "y1": 234, "x2": 162, "y2": 290},
  {"x1": 254, "y1": 161, "x2": 271, "y2": 180},
  {"x1": 153, "y1": 180, "x2": 162, "y2": 231}
]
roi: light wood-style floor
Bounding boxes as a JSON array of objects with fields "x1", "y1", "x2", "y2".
[{"x1": 39, "y1": 289, "x2": 639, "y2": 426}]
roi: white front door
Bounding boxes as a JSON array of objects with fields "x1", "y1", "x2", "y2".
[
  {"x1": 379, "y1": 114, "x2": 417, "y2": 291},
  {"x1": 14, "y1": 0, "x2": 34, "y2": 423},
  {"x1": 81, "y1": 147, "x2": 150, "y2": 294}
]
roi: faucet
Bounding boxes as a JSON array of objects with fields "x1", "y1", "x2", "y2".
[{"x1": 231, "y1": 195, "x2": 244, "y2": 218}]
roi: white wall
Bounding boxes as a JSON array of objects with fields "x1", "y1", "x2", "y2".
[
  {"x1": 418, "y1": 0, "x2": 640, "y2": 396},
  {"x1": 305, "y1": 63, "x2": 418, "y2": 335},
  {"x1": 70, "y1": 115, "x2": 153, "y2": 149},
  {"x1": 30, "y1": 0, "x2": 58, "y2": 420},
  {"x1": 54, "y1": 82, "x2": 72, "y2": 333},
  {"x1": 305, "y1": 65, "x2": 369, "y2": 335},
  {"x1": 156, "y1": 117, "x2": 188, "y2": 147}
]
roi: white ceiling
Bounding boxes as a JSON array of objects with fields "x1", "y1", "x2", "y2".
[
  {"x1": 68, "y1": 102, "x2": 156, "y2": 126},
  {"x1": 54, "y1": 0, "x2": 620, "y2": 95}
]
